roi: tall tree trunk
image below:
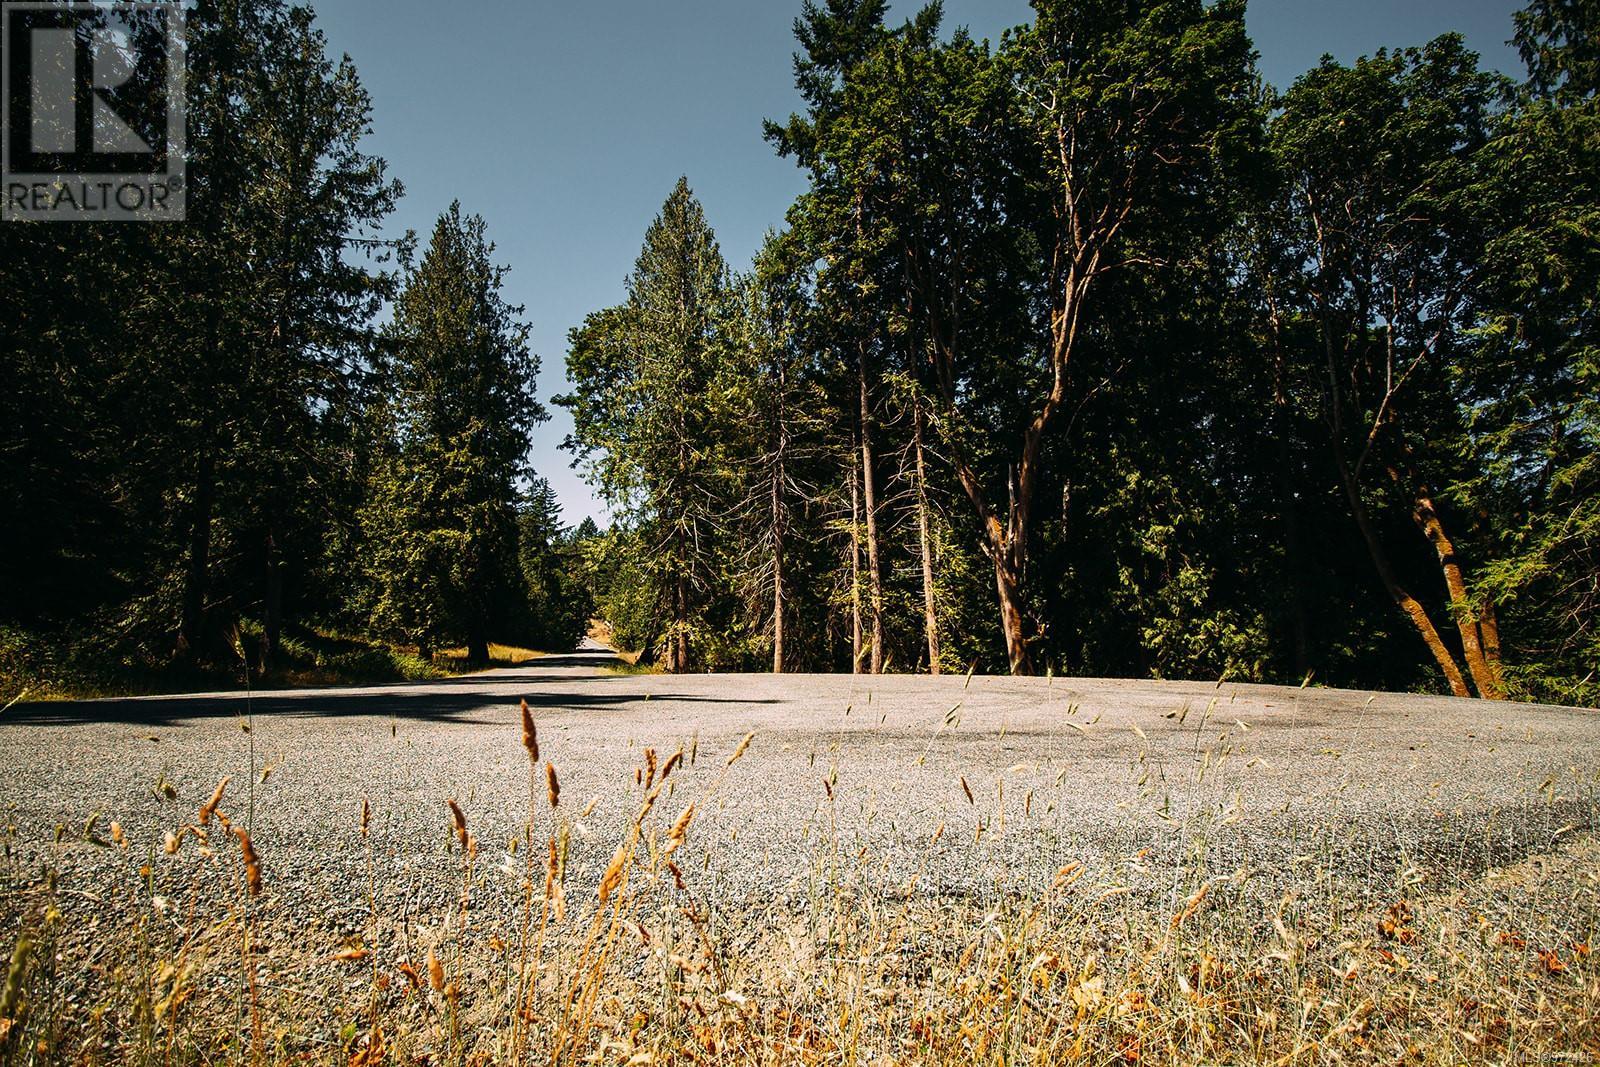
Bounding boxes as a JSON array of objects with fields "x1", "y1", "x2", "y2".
[
  {"x1": 992, "y1": 550, "x2": 1031, "y2": 677},
  {"x1": 912, "y1": 401, "x2": 941, "y2": 674},
  {"x1": 1318, "y1": 305, "x2": 1470, "y2": 697},
  {"x1": 771, "y1": 355, "x2": 789, "y2": 674},
  {"x1": 671, "y1": 412, "x2": 691, "y2": 672},
  {"x1": 917, "y1": 238, "x2": 1089, "y2": 677},
  {"x1": 771, "y1": 472, "x2": 786, "y2": 674},
  {"x1": 176, "y1": 441, "x2": 216, "y2": 665},
  {"x1": 858, "y1": 345, "x2": 885, "y2": 674},
  {"x1": 849, "y1": 441, "x2": 863, "y2": 674},
  {"x1": 674, "y1": 568, "x2": 689, "y2": 674},
  {"x1": 1402, "y1": 478, "x2": 1503, "y2": 699},
  {"x1": 1479, "y1": 600, "x2": 1505, "y2": 696},
  {"x1": 1335, "y1": 452, "x2": 1471, "y2": 697}
]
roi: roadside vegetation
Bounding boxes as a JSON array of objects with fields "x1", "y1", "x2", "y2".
[
  {"x1": 563, "y1": 0, "x2": 1599, "y2": 702},
  {"x1": 0, "y1": 625, "x2": 548, "y2": 704},
  {"x1": 0, "y1": 701, "x2": 1594, "y2": 1064}
]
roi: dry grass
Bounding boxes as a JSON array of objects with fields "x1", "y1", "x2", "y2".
[
  {"x1": 0, "y1": 626, "x2": 456, "y2": 704},
  {"x1": 436, "y1": 644, "x2": 548, "y2": 669},
  {"x1": 0, "y1": 703, "x2": 1596, "y2": 1066}
]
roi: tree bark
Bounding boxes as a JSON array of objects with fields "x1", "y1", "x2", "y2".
[
  {"x1": 1316, "y1": 291, "x2": 1471, "y2": 698},
  {"x1": 771, "y1": 352, "x2": 789, "y2": 674},
  {"x1": 992, "y1": 549, "x2": 1031, "y2": 677},
  {"x1": 849, "y1": 441, "x2": 863, "y2": 674},
  {"x1": 912, "y1": 401, "x2": 941, "y2": 674},
  {"x1": 858, "y1": 345, "x2": 885, "y2": 674},
  {"x1": 914, "y1": 231, "x2": 1095, "y2": 677},
  {"x1": 771, "y1": 471, "x2": 786, "y2": 674},
  {"x1": 1479, "y1": 600, "x2": 1505, "y2": 697},
  {"x1": 674, "y1": 569, "x2": 689, "y2": 673},
  {"x1": 1334, "y1": 452, "x2": 1471, "y2": 697},
  {"x1": 1403, "y1": 479, "x2": 1503, "y2": 699}
]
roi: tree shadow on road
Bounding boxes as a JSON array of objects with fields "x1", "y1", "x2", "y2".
[{"x1": 3, "y1": 684, "x2": 776, "y2": 728}]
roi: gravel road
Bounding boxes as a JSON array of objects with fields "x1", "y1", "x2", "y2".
[{"x1": 2, "y1": 643, "x2": 1597, "y2": 927}]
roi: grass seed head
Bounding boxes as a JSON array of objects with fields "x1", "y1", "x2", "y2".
[
  {"x1": 198, "y1": 775, "x2": 230, "y2": 826},
  {"x1": 727, "y1": 731, "x2": 755, "y2": 767},
  {"x1": 447, "y1": 799, "x2": 469, "y2": 850},
  {"x1": 1, "y1": 938, "x2": 32, "y2": 1022},
  {"x1": 520, "y1": 699, "x2": 538, "y2": 764},
  {"x1": 233, "y1": 827, "x2": 262, "y2": 897},
  {"x1": 598, "y1": 844, "x2": 627, "y2": 904},
  {"x1": 664, "y1": 803, "x2": 695, "y2": 854},
  {"x1": 545, "y1": 763, "x2": 560, "y2": 808},
  {"x1": 665, "y1": 861, "x2": 687, "y2": 892}
]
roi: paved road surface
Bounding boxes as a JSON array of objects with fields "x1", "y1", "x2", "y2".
[{"x1": 2, "y1": 642, "x2": 1596, "y2": 923}]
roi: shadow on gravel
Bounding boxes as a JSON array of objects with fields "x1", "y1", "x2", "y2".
[{"x1": 5, "y1": 678, "x2": 775, "y2": 728}]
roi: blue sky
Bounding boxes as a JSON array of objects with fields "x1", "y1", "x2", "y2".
[{"x1": 310, "y1": 0, "x2": 1525, "y2": 526}]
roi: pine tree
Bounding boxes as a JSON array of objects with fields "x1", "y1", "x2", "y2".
[
  {"x1": 518, "y1": 478, "x2": 591, "y2": 650},
  {"x1": 364, "y1": 203, "x2": 542, "y2": 664},
  {"x1": 560, "y1": 179, "x2": 738, "y2": 671}
]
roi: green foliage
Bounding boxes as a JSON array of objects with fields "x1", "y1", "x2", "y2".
[
  {"x1": 1461, "y1": 9, "x2": 1600, "y2": 704},
  {"x1": 559, "y1": 179, "x2": 748, "y2": 669},
  {"x1": 1, "y1": 0, "x2": 404, "y2": 674},
  {"x1": 360, "y1": 204, "x2": 544, "y2": 662},
  {"x1": 518, "y1": 480, "x2": 593, "y2": 651},
  {"x1": 1515, "y1": 0, "x2": 1600, "y2": 102},
  {"x1": 545, "y1": 0, "x2": 1597, "y2": 700},
  {"x1": 580, "y1": 528, "x2": 658, "y2": 656},
  {"x1": 0, "y1": 621, "x2": 444, "y2": 703}
]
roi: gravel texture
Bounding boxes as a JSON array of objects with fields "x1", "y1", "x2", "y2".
[{"x1": 2, "y1": 642, "x2": 1597, "y2": 926}]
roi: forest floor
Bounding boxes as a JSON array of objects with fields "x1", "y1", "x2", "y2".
[{"x1": 0, "y1": 644, "x2": 1596, "y2": 1062}]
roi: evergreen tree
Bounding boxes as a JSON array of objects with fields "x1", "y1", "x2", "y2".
[
  {"x1": 518, "y1": 479, "x2": 592, "y2": 651},
  {"x1": 0, "y1": 0, "x2": 399, "y2": 676},
  {"x1": 559, "y1": 179, "x2": 739, "y2": 671},
  {"x1": 1463, "y1": 2, "x2": 1600, "y2": 703},
  {"x1": 363, "y1": 204, "x2": 542, "y2": 664}
]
